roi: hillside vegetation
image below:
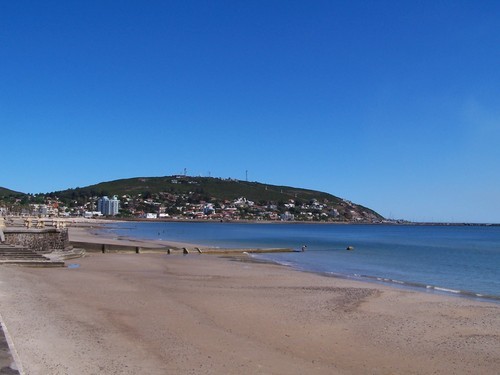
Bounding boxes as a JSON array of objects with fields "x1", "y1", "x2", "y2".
[
  {"x1": 0, "y1": 187, "x2": 24, "y2": 197},
  {"x1": 60, "y1": 176, "x2": 342, "y2": 203},
  {"x1": 1, "y1": 176, "x2": 384, "y2": 222}
]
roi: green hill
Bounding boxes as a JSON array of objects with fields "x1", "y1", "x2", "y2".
[
  {"x1": 51, "y1": 176, "x2": 384, "y2": 220},
  {"x1": 0, "y1": 187, "x2": 24, "y2": 197},
  {"x1": 53, "y1": 176, "x2": 336, "y2": 202}
]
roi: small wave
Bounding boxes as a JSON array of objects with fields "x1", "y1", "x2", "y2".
[
  {"x1": 250, "y1": 255, "x2": 500, "y2": 303},
  {"x1": 347, "y1": 274, "x2": 500, "y2": 302},
  {"x1": 249, "y1": 254, "x2": 295, "y2": 268},
  {"x1": 391, "y1": 279, "x2": 405, "y2": 285},
  {"x1": 433, "y1": 287, "x2": 461, "y2": 294}
]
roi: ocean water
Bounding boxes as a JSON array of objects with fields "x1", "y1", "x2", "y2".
[{"x1": 101, "y1": 222, "x2": 500, "y2": 301}]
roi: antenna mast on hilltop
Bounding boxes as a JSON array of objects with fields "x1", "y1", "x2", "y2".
[
  {"x1": 183, "y1": 168, "x2": 187, "y2": 176},
  {"x1": 246, "y1": 170, "x2": 248, "y2": 182}
]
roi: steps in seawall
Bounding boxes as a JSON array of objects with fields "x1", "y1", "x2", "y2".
[{"x1": 0, "y1": 244, "x2": 65, "y2": 267}]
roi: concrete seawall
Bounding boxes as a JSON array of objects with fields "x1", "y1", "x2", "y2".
[
  {"x1": 67, "y1": 225, "x2": 293, "y2": 254},
  {"x1": 70, "y1": 240, "x2": 292, "y2": 255},
  {"x1": 70, "y1": 240, "x2": 155, "y2": 254}
]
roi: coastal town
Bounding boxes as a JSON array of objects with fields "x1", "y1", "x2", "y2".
[{"x1": 0, "y1": 177, "x2": 384, "y2": 223}]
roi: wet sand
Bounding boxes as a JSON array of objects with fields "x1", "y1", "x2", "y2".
[
  {"x1": 0, "y1": 225, "x2": 499, "y2": 374},
  {"x1": 68, "y1": 224, "x2": 203, "y2": 250}
]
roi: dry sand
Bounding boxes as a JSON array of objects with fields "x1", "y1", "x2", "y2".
[{"x1": 0, "y1": 225, "x2": 499, "y2": 374}]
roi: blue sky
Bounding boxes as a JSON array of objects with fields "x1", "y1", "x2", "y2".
[{"x1": 1, "y1": 1, "x2": 499, "y2": 223}]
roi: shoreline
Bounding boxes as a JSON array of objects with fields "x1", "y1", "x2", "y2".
[
  {"x1": 71, "y1": 221, "x2": 500, "y2": 303},
  {"x1": 246, "y1": 253, "x2": 500, "y2": 304},
  {"x1": 93, "y1": 216, "x2": 500, "y2": 226},
  {"x1": 68, "y1": 220, "x2": 296, "y2": 254}
]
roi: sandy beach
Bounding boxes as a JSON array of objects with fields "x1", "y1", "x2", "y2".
[
  {"x1": 67, "y1": 222, "x2": 204, "y2": 251},
  {"x1": 0, "y1": 225, "x2": 499, "y2": 374}
]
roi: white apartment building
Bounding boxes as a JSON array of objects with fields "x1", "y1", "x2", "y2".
[{"x1": 97, "y1": 195, "x2": 120, "y2": 216}]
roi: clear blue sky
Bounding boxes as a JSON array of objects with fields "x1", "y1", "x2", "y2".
[{"x1": 1, "y1": 1, "x2": 499, "y2": 223}]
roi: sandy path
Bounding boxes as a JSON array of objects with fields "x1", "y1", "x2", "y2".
[{"x1": 0, "y1": 252, "x2": 499, "y2": 374}]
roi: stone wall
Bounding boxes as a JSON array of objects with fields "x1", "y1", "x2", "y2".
[{"x1": 4, "y1": 228, "x2": 69, "y2": 253}]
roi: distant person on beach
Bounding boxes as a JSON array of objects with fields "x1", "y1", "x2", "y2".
[{"x1": 301, "y1": 245, "x2": 307, "y2": 252}]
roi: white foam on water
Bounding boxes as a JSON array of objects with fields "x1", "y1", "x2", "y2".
[{"x1": 434, "y1": 287, "x2": 461, "y2": 294}]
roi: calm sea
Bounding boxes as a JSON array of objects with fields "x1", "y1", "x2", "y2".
[{"x1": 101, "y1": 222, "x2": 500, "y2": 301}]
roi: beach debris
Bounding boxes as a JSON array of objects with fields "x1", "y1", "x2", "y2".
[
  {"x1": 195, "y1": 247, "x2": 203, "y2": 254},
  {"x1": 183, "y1": 247, "x2": 189, "y2": 255},
  {"x1": 167, "y1": 248, "x2": 172, "y2": 254}
]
